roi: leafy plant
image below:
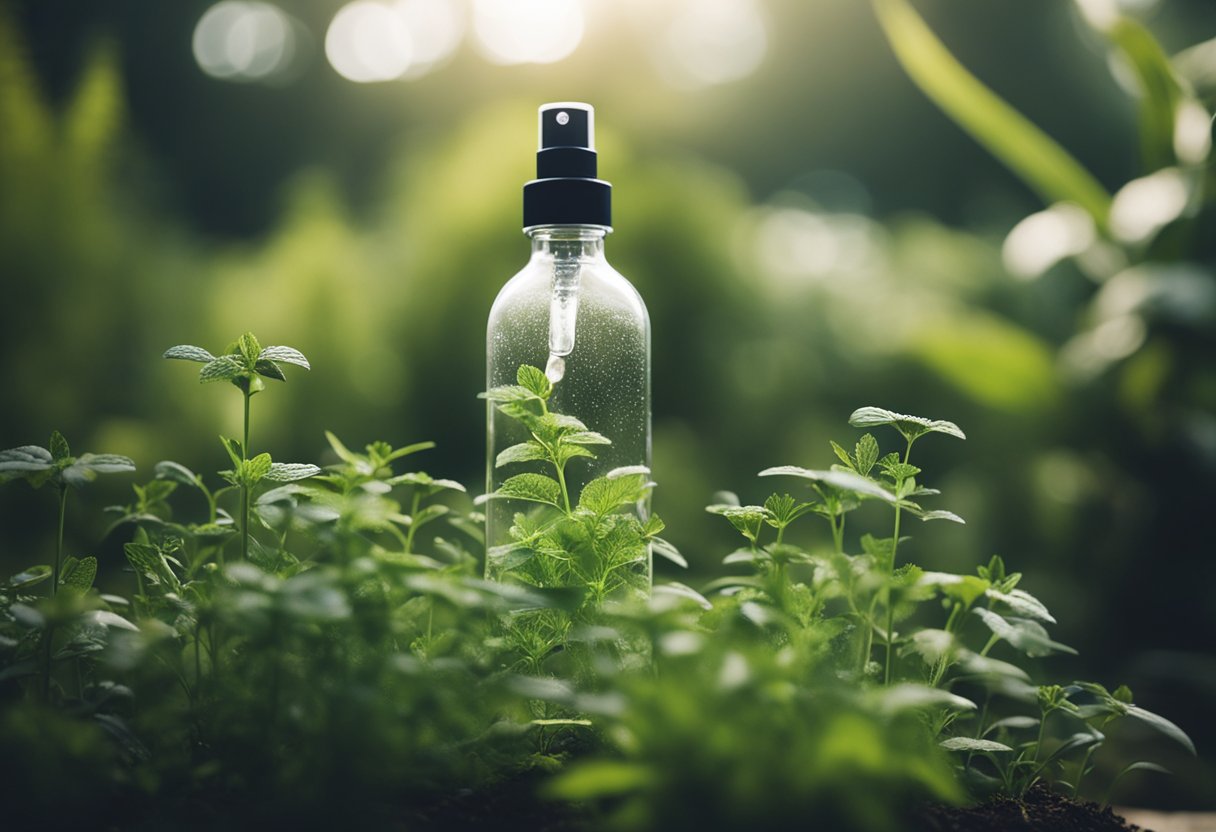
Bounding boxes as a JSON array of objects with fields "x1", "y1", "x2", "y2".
[
  {"x1": 0, "y1": 431, "x2": 134, "y2": 700},
  {"x1": 164, "y1": 332, "x2": 318, "y2": 562}
]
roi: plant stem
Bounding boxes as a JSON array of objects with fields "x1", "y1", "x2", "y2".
[
  {"x1": 241, "y1": 391, "x2": 251, "y2": 561},
  {"x1": 52, "y1": 485, "x2": 67, "y2": 598},
  {"x1": 405, "y1": 491, "x2": 422, "y2": 553},
  {"x1": 883, "y1": 440, "x2": 913, "y2": 685}
]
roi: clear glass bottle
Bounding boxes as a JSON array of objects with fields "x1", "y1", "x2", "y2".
[{"x1": 484, "y1": 103, "x2": 651, "y2": 592}]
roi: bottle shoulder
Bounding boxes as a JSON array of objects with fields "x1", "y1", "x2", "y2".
[{"x1": 488, "y1": 255, "x2": 648, "y2": 325}]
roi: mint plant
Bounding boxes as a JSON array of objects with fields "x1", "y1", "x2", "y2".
[
  {"x1": 0, "y1": 432, "x2": 134, "y2": 700},
  {"x1": 164, "y1": 332, "x2": 319, "y2": 562}
]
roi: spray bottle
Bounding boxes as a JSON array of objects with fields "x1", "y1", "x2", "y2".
[{"x1": 484, "y1": 102, "x2": 651, "y2": 584}]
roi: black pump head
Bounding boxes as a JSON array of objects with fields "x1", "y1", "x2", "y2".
[{"x1": 524, "y1": 102, "x2": 612, "y2": 232}]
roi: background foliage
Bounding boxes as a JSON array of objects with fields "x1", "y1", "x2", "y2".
[{"x1": 1, "y1": 0, "x2": 1214, "y2": 809}]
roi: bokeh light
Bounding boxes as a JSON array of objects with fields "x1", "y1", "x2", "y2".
[
  {"x1": 1109, "y1": 167, "x2": 1190, "y2": 243},
  {"x1": 397, "y1": 0, "x2": 464, "y2": 78},
  {"x1": 653, "y1": 0, "x2": 768, "y2": 89},
  {"x1": 193, "y1": 1, "x2": 297, "y2": 83},
  {"x1": 326, "y1": 1, "x2": 414, "y2": 83},
  {"x1": 1002, "y1": 203, "x2": 1096, "y2": 280},
  {"x1": 470, "y1": 0, "x2": 585, "y2": 65}
]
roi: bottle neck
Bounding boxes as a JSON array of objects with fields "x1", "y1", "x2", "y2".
[{"x1": 527, "y1": 226, "x2": 607, "y2": 261}]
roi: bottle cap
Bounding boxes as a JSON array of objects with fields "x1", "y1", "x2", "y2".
[{"x1": 523, "y1": 102, "x2": 612, "y2": 231}]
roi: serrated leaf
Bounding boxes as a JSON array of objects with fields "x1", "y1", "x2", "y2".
[
  {"x1": 480, "y1": 384, "x2": 540, "y2": 404},
  {"x1": 78, "y1": 453, "x2": 136, "y2": 474},
  {"x1": 580, "y1": 474, "x2": 650, "y2": 515},
  {"x1": 61, "y1": 556, "x2": 97, "y2": 594},
  {"x1": 263, "y1": 463, "x2": 321, "y2": 483},
  {"x1": 940, "y1": 737, "x2": 1014, "y2": 753},
  {"x1": 496, "y1": 441, "x2": 549, "y2": 467},
  {"x1": 163, "y1": 344, "x2": 215, "y2": 363},
  {"x1": 490, "y1": 474, "x2": 562, "y2": 507},
  {"x1": 244, "y1": 453, "x2": 273, "y2": 484},
  {"x1": 49, "y1": 431, "x2": 71, "y2": 461},
  {"x1": 848, "y1": 406, "x2": 966, "y2": 441},
  {"x1": 0, "y1": 445, "x2": 54, "y2": 481},
  {"x1": 237, "y1": 332, "x2": 262, "y2": 365},
  {"x1": 200, "y1": 356, "x2": 244, "y2": 383},
  {"x1": 516, "y1": 364, "x2": 552, "y2": 398},
  {"x1": 855, "y1": 434, "x2": 880, "y2": 476},
  {"x1": 258, "y1": 345, "x2": 310, "y2": 369}
]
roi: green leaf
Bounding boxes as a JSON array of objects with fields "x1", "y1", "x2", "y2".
[
  {"x1": 491, "y1": 474, "x2": 563, "y2": 507},
  {"x1": 972, "y1": 608, "x2": 1076, "y2": 657},
  {"x1": 200, "y1": 356, "x2": 244, "y2": 383},
  {"x1": 563, "y1": 431, "x2": 611, "y2": 446},
  {"x1": 409, "y1": 504, "x2": 450, "y2": 531},
  {"x1": 254, "y1": 359, "x2": 287, "y2": 381},
  {"x1": 848, "y1": 407, "x2": 966, "y2": 442},
  {"x1": 516, "y1": 364, "x2": 552, "y2": 398},
  {"x1": 221, "y1": 436, "x2": 244, "y2": 467},
  {"x1": 1125, "y1": 705, "x2": 1196, "y2": 755},
  {"x1": 918, "y1": 509, "x2": 965, "y2": 524},
  {"x1": 872, "y1": 0, "x2": 1111, "y2": 224},
  {"x1": 124, "y1": 542, "x2": 181, "y2": 593},
  {"x1": 758, "y1": 466, "x2": 897, "y2": 502},
  {"x1": 0, "y1": 445, "x2": 54, "y2": 482},
  {"x1": 984, "y1": 716, "x2": 1040, "y2": 735},
  {"x1": 544, "y1": 761, "x2": 652, "y2": 801},
  {"x1": 854, "y1": 433, "x2": 880, "y2": 476},
  {"x1": 49, "y1": 430, "x2": 71, "y2": 461},
  {"x1": 1101, "y1": 16, "x2": 1184, "y2": 170},
  {"x1": 257, "y1": 345, "x2": 310, "y2": 369},
  {"x1": 496, "y1": 441, "x2": 549, "y2": 467},
  {"x1": 244, "y1": 453, "x2": 273, "y2": 484},
  {"x1": 986, "y1": 587, "x2": 1055, "y2": 624},
  {"x1": 940, "y1": 737, "x2": 1014, "y2": 753},
  {"x1": 263, "y1": 462, "x2": 321, "y2": 483},
  {"x1": 830, "y1": 440, "x2": 855, "y2": 471},
  {"x1": 480, "y1": 384, "x2": 540, "y2": 404},
  {"x1": 383, "y1": 441, "x2": 436, "y2": 463},
  {"x1": 237, "y1": 332, "x2": 262, "y2": 365},
  {"x1": 651, "y1": 536, "x2": 687, "y2": 568},
  {"x1": 4, "y1": 564, "x2": 51, "y2": 588},
  {"x1": 61, "y1": 556, "x2": 97, "y2": 594},
  {"x1": 163, "y1": 344, "x2": 215, "y2": 363},
  {"x1": 579, "y1": 473, "x2": 650, "y2": 515},
  {"x1": 154, "y1": 460, "x2": 200, "y2": 488},
  {"x1": 77, "y1": 453, "x2": 136, "y2": 474}
]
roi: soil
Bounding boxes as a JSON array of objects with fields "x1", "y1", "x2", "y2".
[{"x1": 912, "y1": 784, "x2": 1145, "y2": 832}]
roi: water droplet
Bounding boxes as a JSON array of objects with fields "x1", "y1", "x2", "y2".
[{"x1": 545, "y1": 353, "x2": 565, "y2": 384}]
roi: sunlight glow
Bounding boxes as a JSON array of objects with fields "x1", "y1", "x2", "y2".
[
  {"x1": 470, "y1": 0, "x2": 585, "y2": 65},
  {"x1": 654, "y1": 0, "x2": 768, "y2": 89},
  {"x1": 1109, "y1": 168, "x2": 1190, "y2": 244},
  {"x1": 193, "y1": 2, "x2": 296, "y2": 83},
  {"x1": 397, "y1": 0, "x2": 464, "y2": 78},
  {"x1": 326, "y1": 1, "x2": 414, "y2": 83},
  {"x1": 1002, "y1": 203, "x2": 1095, "y2": 280}
]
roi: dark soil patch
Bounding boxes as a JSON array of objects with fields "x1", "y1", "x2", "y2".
[{"x1": 913, "y1": 785, "x2": 1144, "y2": 832}]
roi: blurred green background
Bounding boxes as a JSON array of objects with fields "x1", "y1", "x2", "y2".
[{"x1": 1, "y1": 0, "x2": 1214, "y2": 807}]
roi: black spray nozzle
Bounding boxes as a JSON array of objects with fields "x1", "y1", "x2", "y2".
[
  {"x1": 539, "y1": 103, "x2": 593, "y2": 150},
  {"x1": 524, "y1": 101, "x2": 611, "y2": 231}
]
